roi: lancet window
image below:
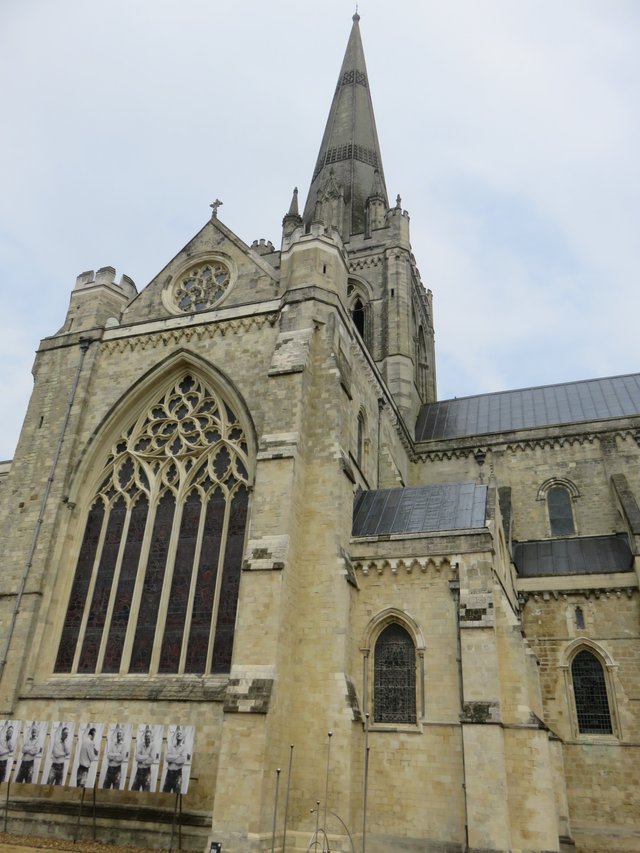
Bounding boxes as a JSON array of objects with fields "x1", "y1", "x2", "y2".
[
  {"x1": 571, "y1": 649, "x2": 613, "y2": 734},
  {"x1": 374, "y1": 623, "x2": 417, "y2": 724},
  {"x1": 547, "y1": 485, "x2": 576, "y2": 536},
  {"x1": 55, "y1": 373, "x2": 250, "y2": 676}
]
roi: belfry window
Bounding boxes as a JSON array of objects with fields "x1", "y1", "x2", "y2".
[
  {"x1": 547, "y1": 485, "x2": 575, "y2": 536},
  {"x1": 374, "y1": 624, "x2": 416, "y2": 724},
  {"x1": 571, "y1": 649, "x2": 613, "y2": 734},
  {"x1": 352, "y1": 298, "x2": 365, "y2": 339},
  {"x1": 55, "y1": 373, "x2": 250, "y2": 676}
]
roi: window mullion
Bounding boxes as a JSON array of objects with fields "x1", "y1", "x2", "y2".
[
  {"x1": 179, "y1": 487, "x2": 208, "y2": 674},
  {"x1": 149, "y1": 484, "x2": 186, "y2": 674},
  {"x1": 71, "y1": 504, "x2": 110, "y2": 673},
  {"x1": 205, "y1": 491, "x2": 231, "y2": 674},
  {"x1": 95, "y1": 500, "x2": 133, "y2": 673}
]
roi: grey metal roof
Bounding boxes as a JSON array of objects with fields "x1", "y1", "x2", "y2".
[
  {"x1": 416, "y1": 374, "x2": 640, "y2": 442},
  {"x1": 513, "y1": 534, "x2": 633, "y2": 577},
  {"x1": 352, "y1": 482, "x2": 487, "y2": 537}
]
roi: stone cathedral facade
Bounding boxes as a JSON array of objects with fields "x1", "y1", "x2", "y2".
[{"x1": 1, "y1": 14, "x2": 640, "y2": 853}]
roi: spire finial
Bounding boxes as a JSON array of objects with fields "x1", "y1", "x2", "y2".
[
  {"x1": 353, "y1": 4, "x2": 360, "y2": 23},
  {"x1": 287, "y1": 187, "x2": 299, "y2": 217}
]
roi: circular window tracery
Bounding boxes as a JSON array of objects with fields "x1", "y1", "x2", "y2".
[{"x1": 173, "y1": 261, "x2": 231, "y2": 313}]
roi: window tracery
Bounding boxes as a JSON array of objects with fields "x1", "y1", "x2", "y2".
[
  {"x1": 55, "y1": 373, "x2": 250, "y2": 676},
  {"x1": 173, "y1": 261, "x2": 231, "y2": 313}
]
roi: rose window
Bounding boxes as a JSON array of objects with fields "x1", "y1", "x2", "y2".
[{"x1": 174, "y1": 261, "x2": 231, "y2": 312}]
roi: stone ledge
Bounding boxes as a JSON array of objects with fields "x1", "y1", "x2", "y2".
[{"x1": 22, "y1": 677, "x2": 227, "y2": 702}]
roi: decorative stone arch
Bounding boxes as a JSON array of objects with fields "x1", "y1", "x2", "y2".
[
  {"x1": 536, "y1": 477, "x2": 579, "y2": 537},
  {"x1": 559, "y1": 639, "x2": 620, "y2": 739},
  {"x1": 52, "y1": 350, "x2": 256, "y2": 679},
  {"x1": 361, "y1": 608, "x2": 425, "y2": 724},
  {"x1": 347, "y1": 276, "x2": 373, "y2": 347}
]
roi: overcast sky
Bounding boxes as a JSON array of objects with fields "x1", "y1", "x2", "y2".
[{"x1": 1, "y1": 0, "x2": 638, "y2": 460}]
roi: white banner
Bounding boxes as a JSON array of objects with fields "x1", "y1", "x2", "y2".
[
  {"x1": 13, "y1": 721, "x2": 47, "y2": 784},
  {"x1": 70, "y1": 722, "x2": 104, "y2": 788},
  {"x1": 98, "y1": 723, "x2": 133, "y2": 791},
  {"x1": 0, "y1": 720, "x2": 21, "y2": 783},
  {"x1": 129, "y1": 724, "x2": 163, "y2": 793},
  {"x1": 41, "y1": 721, "x2": 75, "y2": 786},
  {"x1": 160, "y1": 724, "x2": 195, "y2": 795}
]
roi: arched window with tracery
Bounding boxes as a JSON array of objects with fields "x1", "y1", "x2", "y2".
[
  {"x1": 374, "y1": 623, "x2": 416, "y2": 724},
  {"x1": 55, "y1": 372, "x2": 250, "y2": 676},
  {"x1": 571, "y1": 649, "x2": 613, "y2": 734},
  {"x1": 547, "y1": 485, "x2": 576, "y2": 536}
]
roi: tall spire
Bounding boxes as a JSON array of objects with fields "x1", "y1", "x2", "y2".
[{"x1": 302, "y1": 14, "x2": 388, "y2": 237}]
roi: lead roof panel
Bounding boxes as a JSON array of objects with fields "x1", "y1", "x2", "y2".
[
  {"x1": 513, "y1": 534, "x2": 633, "y2": 577},
  {"x1": 415, "y1": 374, "x2": 640, "y2": 441},
  {"x1": 352, "y1": 482, "x2": 487, "y2": 537}
]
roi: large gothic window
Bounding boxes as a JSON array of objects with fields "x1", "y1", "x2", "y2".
[
  {"x1": 374, "y1": 624, "x2": 416, "y2": 724},
  {"x1": 571, "y1": 650, "x2": 613, "y2": 734},
  {"x1": 55, "y1": 373, "x2": 250, "y2": 676}
]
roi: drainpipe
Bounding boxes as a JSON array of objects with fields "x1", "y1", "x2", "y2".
[
  {"x1": 449, "y1": 575, "x2": 469, "y2": 853},
  {"x1": 0, "y1": 338, "x2": 91, "y2": 687}
]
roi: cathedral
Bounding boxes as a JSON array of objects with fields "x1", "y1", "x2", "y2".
[{"x1": 1, "y1": 13, "x2": 640, "y2": 853}]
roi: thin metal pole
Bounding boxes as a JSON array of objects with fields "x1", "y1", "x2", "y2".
[
  {"x1": 362, "y1": 713, "x2": 370, "y2": 853},
  {"x1": 282, "y1": 745, "x2": 294, "y2": 853},
  {"x1": 3, "y1": 779, "x2": 11, "y2": 832},
  {"x1": 74, "y1": 786, "x2": 86, "y2": 843},
  {"x1": 271, "y1": 768, "x2": 281, "y2": 853},
  {"x1": 179, "y1": 793, "x2": 182, "y2": 851},
  {"x1": 323, "y1": 732, "x2": 332, "y2": 841},
  {"x1": 314, "y1": 801, "x2": 320, "y2": 853},
  {"x1": 170, "y1": 790, "x2": 180, "y2": 850},
  {"x1": 92, "y1": 783, "x2": 96, "y2": 840}
]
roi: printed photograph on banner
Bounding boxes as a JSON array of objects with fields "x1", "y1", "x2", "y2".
[
  {"x1": 130, "y1": 724, "x2": 163, "y2": 793},
  {"x1": 41, "y1": 721, "x2": 75, "y2": 786},
  {"x1": 98, "y1": 723, "x2": 133, "y2": 791},
  {"x1": 160, "y1": 725, "x2": 195, "y2": 795},
  {"x1": 13, "y1": 721, "x2": 48, "y2": 784},
  {"x1": 0, "y1": 720, "x2": 21, "y2": 783},
  {"x1": 70, "y1": 722, "x2": 104, "y2": 788}
]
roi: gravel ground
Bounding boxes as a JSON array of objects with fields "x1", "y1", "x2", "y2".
[{"x1": 0, "y1": 832, "x2": 164, "y2": 853}]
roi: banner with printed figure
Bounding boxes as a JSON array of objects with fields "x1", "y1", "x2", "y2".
[
  {"x1": 0, "y1": 720, "x2": 21, "y2": 783},
  {"x1": 160, "y1": 725, "x2": 195, "y2": 795},
  {"x1": 98, "y1": 723, "x2": 133, "y2": 791},
  {"x1": 71, "y1": 722, "x2": 104, "y2": 788},
  {"x1": 41, "y1": 721, "x2": 75, "y2": 786},
  {"x1": 13, "y1": 721, "x2": 48, "y2": 784},
  {"x1": 129, "y1": 724, "x2": 163, "y2": 793}
]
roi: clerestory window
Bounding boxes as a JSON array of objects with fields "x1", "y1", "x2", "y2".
[
  {"x1": 55, "y1": 373, "x2": 250, "y2": 676},
  {"x1": 571, "y1": 649, "x2": 613, "y2": 734},
  {"x1": 374, "y1": 623, "x2": 416, "y2": 724},
  {"x1": 547, "y1": 485, "x2": 576, "y2": 536}
]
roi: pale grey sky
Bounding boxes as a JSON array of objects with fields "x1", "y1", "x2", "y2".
[{"x1": 1, "y1": 0, "x2": 639, "y2": 459}]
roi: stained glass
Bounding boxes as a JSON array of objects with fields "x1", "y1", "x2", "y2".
[
  {"x1": 572, "y1": 650, "x2": 612, "y2": 734},
  {"x1": 158, "y1": 492, "x2": 202, "y2": 673},
  {"x1": 184, "y1": 491, "x2": 225, "y2": 673},
  {"x1": 211, "y1": 487, "x2": 248, "y2": 673},
  {"x1": 374, "y1": 624, "x2": 416, "y2": 724},
  {"x1": 55, "y1": 502, "x2": 105, "y2": 672},
  {"x1": 102, "y1": 497, "x2": 148, "y2": 673},
  {"x1": 129, "y1": 493, "x2": 175, "y2": 673}
]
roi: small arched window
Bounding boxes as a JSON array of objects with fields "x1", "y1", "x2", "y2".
[
  {"x1": 374, "y1": 624, "x2": 416, "y2": 724},
  {"x1": 356, "y1": 411, "x2": 365, "y2": 469},
  {"x1": 352, "y1": 298, "x2": 366, "y2": 339},
  {"x1": 547, "y1": 485, "x2": 575, "y2": 536},
  {"x1": 571, "y1": 649, "x2": 612, "y2": 734}
]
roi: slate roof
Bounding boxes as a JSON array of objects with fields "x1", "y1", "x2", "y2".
[
  {"x1": 352, "y1": 482, "x2": 487, "y2": 537},
  {"x1": 513, "y1": 534, "x2": 633, "y2": 577},
  {"x1": 416, "y1": 374, "x2": 640, "y2": 442}
]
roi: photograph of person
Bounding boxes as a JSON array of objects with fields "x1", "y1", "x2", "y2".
[
  {"x1": 129, "y1": 724, "x2": 162, "y2": 793},
  {"x1": 41, "y1": 721, "x2": 75, "y2": 786},
  {"x1": 0, "y1": 720, "x2": 20, "y2": 783},
  {"x1": 98, "y1": 723, "x2": 133, "y2": 790},
  {"x1": 160, "y1": 725, "x2": 195, "y2": 795},
  {"x1": 70, "y1": 722, "x2": 103, "y2": 788},
  {"x1": 13, "y1": 721, "x2": 47, "y2": 784}
]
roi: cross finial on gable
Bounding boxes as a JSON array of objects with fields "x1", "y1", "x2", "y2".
[{"x1": 210, "y1": 199, "x2": 223, "y2": 218}]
